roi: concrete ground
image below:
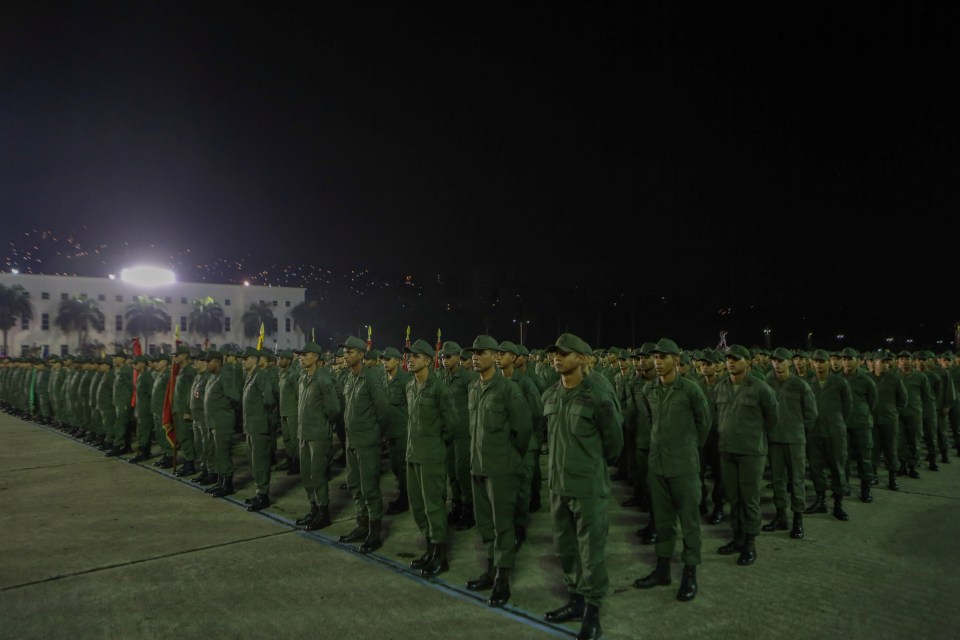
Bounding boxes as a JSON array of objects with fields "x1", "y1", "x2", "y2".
[{"x1": 1, "y1": 414, "x2": 959, "y2": 640}]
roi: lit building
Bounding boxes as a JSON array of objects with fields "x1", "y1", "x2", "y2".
[{"x1": 0, "y1": 272, "x2": 305, "y2": 357}]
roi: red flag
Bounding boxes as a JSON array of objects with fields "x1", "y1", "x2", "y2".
[
  {"x1": 434, "y1": 328, "x2": 442, "y2": 370},
  {"x1": 402, "y1": 325, "x2": 411, "y2": 372},
  {"x1": 161, "y1": 334, "x2": 181, "y2": 450},
  {"x1": 131, "y1": 337, "x2": 142, "y2": 408}
]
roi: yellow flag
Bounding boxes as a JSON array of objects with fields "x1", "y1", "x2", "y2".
[{"x1": 257, "y1": 322, "x2": 265, "y2": 349}]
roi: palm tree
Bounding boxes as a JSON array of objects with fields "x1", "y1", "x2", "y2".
[
  {"x1": 241, "y1": 301, "x2": 275, "y2": 345},
  {"x1": 125, "y1": 295, "x2": 171, "y2": 352},
  {"x1": 291, "y1": 299, "x2": 324, "y2": 342},
  {"x1": 0, "y1": 283, "x2": 33, "y2": 356},
  {"x1": 188, "y1": 296, "x2": 225, "y2": 340},
  {"x1": 55, "y1": 295, "x2": 105, "y2": 352}
]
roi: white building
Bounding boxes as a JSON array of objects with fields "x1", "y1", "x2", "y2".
[{"x1": 0, "y1": 272, "x2": 306, "y2": 357}]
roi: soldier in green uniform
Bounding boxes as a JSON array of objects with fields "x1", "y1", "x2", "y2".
[
  {"x1": 188, "y1": 355, "x2": 216, "y2": 485},
  {"x1": 632, "y1": 338, "x2": 709, "y2": 602},
  {"x1": 381, "y1": 346, "x2": 412, "y2": 515},
  {"x1": 542, "y1": 333, "x2": 623, "y2": 639},
  {"x1": 275, "y1": 350, "x2": 301, "y2": 475},
  {"x1": 94, "y1": 359, "x2": 115, "y2": 451},
  {"x1": 293, "y1": 342, "x2": 341, "y2": 530},
  {"x1": 171, "y1": 346, "x2": 198, "y2": 477},
  {"x1": 870, "y1": 351, "x2": 907, "y2": 490},
  {"x1": 516, "y1": 343, "x2": 547, "y2": 514},
  {"x1": 336, "y1": 336, "x2": 398, "y2": 553},
  {"x1": 840, "y1": 348, "x2": 878, "y2": 502},
  {"x1": 713, "y1": 344, "x2": 778, "y2": 565},
  {"x1": 239, "y1": 347, "x2": 276, "y2": 511},
  {"x1": 48, "y1": 356, "x2": 65, "y2": 429},
  {"x1": 805, "y1": 349, "x2": 853, "y2": 520},
  {"x1": 940, "y1": 352, "x2": 960, "y2": 458},
  {"x1": 128, "y1": 356, "x2": 154, "y2": 463},
  {"x1": 896, "y1": 351, "x2": 930, "y2": 478},
  {"x1": 203, "y1": 351, "x2": 241, "y2": 497},
  {"x1": 404, "y1": 339, "x2": 458, "y2": 576},
  {"x1": 627, "y1": 342, "x2": 659, "y2": 542},
  {"x1": 463, "y1": 335, "x2": 531, "y2": 608},
  {"x1": 106, "y1": 352, "x2": 133, "y2": 457},
  {"x1": 695, "y1": 350, "x2": 725, "y2": 525},
  {"x1": 149, "y1": 356, "x2": 173, "y2": 468},
  {"x1": 438, "y1": 340, "x2": 477, "y2": 530},
  {"x1": 763, "y1": 347, "x2": 816, "y2": 538}
]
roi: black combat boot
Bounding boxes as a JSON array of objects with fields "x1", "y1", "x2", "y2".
[
  {"x1": 832, "y1": 497, "x2": 849, "y2": 521},
  {"x1": 204, "y1": 475, "x2": 224, "y2": 494},
  {"x1": 104, "y1": 446, "x2": 123, "y2": 457},
  {"x1": 860, "y1": 482, "x2": 873, "y2": 503},
  {"x1": 761, "y1": 508, "x2": 788, "y2": 532},
  {"x1": 211, "y1": 475, "x2": 234, "y2": 498},
  {"x1": 173, "y1": 460, "x2": 196, "y2": 477},
  {"x1": 288, "y1": 457, "x2": 300, "y2": 475},
  {"x1": 190, "y1": 468, "x2": 209, "y2": 484},
  {"x1": 466, "y1": 559, "x2": 495, "y2": 591},
  {"x1": 304, "y1": 506, "x2": 331, "y2": 531},
  {"x1": 488, "y1": 568, "x2": 511, "y2": 608},
  {"x1": 545, "y1": 594, "x2": 585, "y2": 623},
  {"x1": 633, "y1": 556, "x2": 672, "y2": 589},
  {"x1": 128, "y1": 448, "x2": 151, "y2": 464},
  {"x1": 246, "y1": 493, "x2": 270, "y2": 512},
  {"x1": 199, "y1": 472, "x2": 219, "y2": 486},
  {"x1": 941, "y1": 451, "x2": 950, "y2": 464},
  {"x1": 717, "y1": 532, "x2": 743, "y2": 555},
  {"x1": 296, "y1": 503, "x2": 320, "y2": 526},
  {"x1": 804, "y1": 492, "x2": 828, "y2": 514},
  {"x1": 790, "y1": 513, "x2": 804, "y2": 539},
  {"x1": 928, "y1": 453, "x2": 940, "y2": 472},
  {"x1": 411, "y1": 543, "x2": 435, "y2": 570},
  {"x1": 455, "y1": 505, "x2": 476, "y2": 531},
  {"x1": 421, "y1": 543, "x2": 448, "y2": 577},
  {"x1": 447, "y1": 500, "x2": 463, "y2": 524},
  {"x1": 737, "y1": 534, "x2": 757, "y2": 565},
  {"x1": 385, "y1": 488, "x2": 409, "y2": 515},
  {"x1": 907, "y1": 465, "x2": 921, "y2": 479},
  {"x1": 707, "y1": 503, "x2": 724, "y2": 525},
  {"x1": 577, "y1": 604, "x2": 602, "y2": 640},
  {"x1": 359, "y1": 520, "x2": 382, "y2": 553},
  {"x1": 676, "y1": 565, "x2": 697, "y2": 602},
  {"x1": 888, "y1": 471, "x2": 899, "y2": 491},
  {"x1": 338, "y1": 517, "x2": 369, "y2": 543}
]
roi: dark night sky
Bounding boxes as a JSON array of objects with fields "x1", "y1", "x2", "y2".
[{"x1": 2, "y1": 2, "x2": 960, "y2": 347}]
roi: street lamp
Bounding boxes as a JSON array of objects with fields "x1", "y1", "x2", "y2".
[
  {"x1": 763, "y1": 328, "x2": 772, "y2": 350},
  {"x1": 513, "y1": 319, "x2": 530, "y2": 345}
]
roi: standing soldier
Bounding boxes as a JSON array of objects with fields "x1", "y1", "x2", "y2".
[
  {"x1": 713, "y1": 345, "x2": 778, "y2": 565},
  {"x1": 128, "y1": 356, "x2": 154, "y2": 463},
  {"x1": 106, "y1": 352, "x2": 133, "y2": 457},
  {"x1": 382, "y1": 346, "x2": 412, "y2": 515},
  {"x1": 870, "y1": 351, "x2": 907, "y2": 491},
  {"x1": 542, "y1": 333, "x2": 623, "y2": 638},
  {"x1": 438, "y1": 341, "x2": 477, "y2": 530},
  {"x1": 189, "y1": 355, "x2": 216, "y2": 486},
  {"x1": 275, "y1": 350, "x2": 301, "y2": 475},
  {"x1": 763, "y1": 348, "x2": 816, "y2": 538},
  {"x1": 203, "y1": 351, "x2": 241, "y2": 498},
  {"x1": 805, "y1": 349, "x2": 853, "y2": 520},
  {"x1": 240, "y1": 347, "x2": 277, "y2": 511},
  {"x1": 172, "y1": 346, "x2": 198, "y2": 477},
  {"x1": 150, "y1": 356, "x2": 173, "y2": 469},
  {"x1": 695, "y1": 350, "x2": 725, "y2": 525},
  {"x1": 840, "y1": 348, "x2": 878, "y2": 502},
  {"x1": 94, "y1": 359, "x2": 115, "y2": 452},
  {"x1": 628, "y1": 342, "x2": 659, "y2": 542},
  {"x1": 632, "y1": 338, "x2": 709, "y2": 602},
  {"x1": 940, "y1": 352, "x2": 960, "y2": 459},
  {"x1": 404, "y1": 339, "x2": 459, "y2": 577},
  {"x1": 293, "y1": 342, "x2": 341, "y2": 531},
  {"x1": 463, "y1": 335, "x2": 531, "y2": 608},
  {"x1": 896, "y1": 351, "x2": 929, "y2": 479},
  {"x1": 336, "y1": 336, "x2": 398, "y2": 553}
]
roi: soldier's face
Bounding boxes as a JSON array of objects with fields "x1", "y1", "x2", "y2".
[
  {"x1": 496, "y1": 352, "x2": 516, "y2": 370},
  {"x1": 242, "y1": 356, "x2": 257, "y2": 371},
  {"x1": 830, "y1": 356, "x2": 842, "y2": 371},
  {"x1": 771, "y1": 358, "x2": 790, "y2": 377},
  {"x1": 638, "y1": 355, "x2": 654, "y2": 373},
  {"x1": 841, "y1": 357, "x2": 858, "y2": 374},
  {"x1": 792, "y1": 357, "x2": 806, "y2": 372},
  {"x1": 300, "y1": 352, "x2": 318, "y2": 370},
  {"x1": 472, "y1": 349, "x2": 496, "y2": 373},
  {"x1": 898, "y1": 357, "x2": 911, "y2": 373},
  {"x1": 382, "y1": 357, "x2": 400, "y2": 374},
  {"x1": 812, "y1": 359, "x2": 829, "y2": 377},
  {"x1": 726, "y1": 357, "x2": 748, "y2": 377},
  {"x1": 653, "y1": 353, "x2": 676, "y2": 378},
  {"x1": 441, "y1": 354, "x2": 460, "y2": 370},
  {"x1": 344, "y1": 348, "x2": 364, "y2": 368},
  {"x1": 409, "y1": 353, "x2": 430, "y2": 373},
  {"x1": 552, "y1": 350, "x2": 582, "y2": 375},
  {"x1": 874, "y1": 359, "x2": 889, "y2": 375},
  {"x1": 912, "y1": 357, "x2": 924, "y2": 371},
  {"x1": 207, "y1": 359, "x2": 221, "y2": 373}
]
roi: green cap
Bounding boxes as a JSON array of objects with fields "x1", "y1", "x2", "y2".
[
  {"x1": 770, "y1": 347, "x2": 794, "y2": 361},
  {"x1": 497, "y1": 341, "x2": 520, "y2": 355},
  {"x1": 133, "y1": 355, "x2": 150, "y2": 363},
  {"x1": 440, "y1": 341, "x2": 462, "y2": 356},
  {"x1": 546, "y1": 333, "x2": 592, "y2": 355},
  {"x1": 517, "y1": 344, "x2": 530, "y2": 357},
  {"x1": 896, "y1": 350, "x2": 912, "y2": 358},
  {"x1": 464, "y1": 335, "x2": 500, "y2": 353},
  {"x1": 725, "y1": 345, "x2": 751, "y2": 361},
  {"x1": 113, "y1": 351, "x2": 128, "y2": 359},
  {"x1": 679, "y1": 353, "x2": 691, "y2": 365},
  {"x1": 698, "y1": 350, "x2": 720, "y2": 364},
  {"x1": 618, "y1": 349, "x2": 632, "y2": 359},
  {"x1": 839, "y1": 347, "x2": 859, "y2": 358},
  {"x1": 634, "y1": 342, "x2": 657, "y2": 357},
  {"x1": 365, "y1": 348, "x2": 382, "y2": 361},
  {"x1": 258, "y1": 349, "x2": 275, "y2": 359},
  {"x1": 404, "y1": 339, "x2": 435, "y2": 358},
  {"x1": 176, "y1": 345, "x2": 191, "y2": 355},
  {"x1": 381, "y1": 346, "x2": 403, "y2": 360},
  {"x1": 811, "y1": 349, "x2": 831, "y2": 361},
  {"x1": 339, "y1": 336, "x2": 368, "y2": 352},
  {"x1": 206, "y1": 350, "x2": 224, "y2": 361},
  {"x1": 295, "y1": 342, "x2": 324, "y2": 354},
  {"x1": 651, "y1": 338, "x2": 682, "y2": 356},
  {"x1": 279, "y1": 350, "x2": 294, "y2": 359},
  {"x1": 241, "y1": 347, "x2": 260, "y2": 359}
]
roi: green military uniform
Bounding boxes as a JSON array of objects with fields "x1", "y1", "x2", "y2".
[
  {"x1": 188, "y1": 364, "x2": 212, "y2": 481},
  {"x1": 109, "y1": 359, "x2": 134, "y2": 453},
  {"x1": 95, "y1": 365, "x2": 115, "y2": 450},
  {"x1": 296, "y1": 346, "x2": 341, "y2": 518},
  {"x1": 871, "y1": 353, "x2": 907, "y2": 489},
  {"x1": 806, "y1": 351, "x2": 853, "y2": 517},
  {"x1": 203, "y1": 352, "x2": 241, "y2": 493},
  {"x1": 841, "y1": 354, "x2": 878, "y2": 498},
  {"x1": 438, "y1": 341, "x2": 477, "y2": 528},
  {"x1": 172, "y1": 349, "x2": 197, "y2": 473},
  {"x1": 276, "y1": 352, "x2": 300, "y2": 472},
  {"x1": 241, "y1": 348, "x2": 277, "y2": 500},
  {"x1": 382, "y1": 346, "x2": 412, "y2": 514},
  {"x1": 898, "y1": 355, "x2": 930, "y2": 474},
  {"x1": 132, "y1": 361, "x2": 154, "y2": 457},
  {"x1": 150, "y1": 360, "x2": 172, "y2": 462}
]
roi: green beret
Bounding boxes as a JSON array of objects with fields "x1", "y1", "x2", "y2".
[
  {"x1": 839, "y1": 347, "x2": 859, "y2": 358},
  {"x1": 241, "y1": 347, "x2": 260, "y2": 359},
  {"x1": 517, "y1": 345, "x2": 530, "y2": 357},
  {"x1": 176, "y1": 345, "x2": 191, "y2": 355},
  {"x1": 811, "y1": 349, "x2": 831, "y2": 361},
  {"x1": 634, "y1": 342, "x2": 657, "y2": 357},
  {"x1": 205, "y1": 350, "x2": 224, "y2": 362},
  {"x1": 279, "y1": 349, "x2": 294, "y2": 359}
]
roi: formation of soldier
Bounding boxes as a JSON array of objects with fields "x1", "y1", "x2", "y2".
[{"x1": 2, "y1": 336, "x2": 958, "y2": 640}]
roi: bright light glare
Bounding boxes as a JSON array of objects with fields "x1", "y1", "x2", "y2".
[{"x1": 120, "y1": 266, "x2": 175, "y2": 287}]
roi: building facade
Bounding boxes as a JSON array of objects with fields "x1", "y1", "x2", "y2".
[{"x1": 0, "y1": 273, "x2": 306, "y2": 357}]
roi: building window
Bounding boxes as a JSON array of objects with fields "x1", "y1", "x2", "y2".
[
  {"x1": 164, "y1": 297, "x2": 172, "y2": 304},
  {"x1": 180, "y1": 316, "x2": 187, "y2": 332},
  {"x1": 41, "y1": 292, "x2": 50, "y2": 300},
  {"x1": 285, "y1": 300, "x2": 291, "y2": 307},
  {"x1": 98, "y1": 294, "x2": 105, "y2": 301},
  {"x1": 60, "y1": 345, "x2": 68, "y2": 356},
  {"x1": 116, "y1": 315, "x2": 123, "y2": 331},
  {"x1": 271, "y1": 318, "x2": 278, "y2": 333},
  {"x1": 116, "y1": 295, "x2": 123, "y2": 302},
  {"x1": 224, "y1": 299, "x2": 231, "y2": 306},
  {"x1": 272, "y1": 300, "x2": 278, "y2": 307},
  {"x1": 224, "y1": 317, "x2": 231, "y2": 331},
  {"x1": 22, "y1": 316, "x2": 29, "y2": 330},
  {"x1": 61, "y1": 293, "x2": 68, "y2": 300},
  {"x1": 42, "y1": 313, "x2": 49, "y2": 331},
  {"x1": 285, "y1": 318, "x2": 291, "y2": 332},
  {"x1": 181, "y1": 297, "x2": 188, "y2": 304}
]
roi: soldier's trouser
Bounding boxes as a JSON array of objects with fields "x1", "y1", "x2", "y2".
[
  {"x1": 112, "y1": 407, "x2": 131, "y2": 447},
  {"x1": 153, "y1": 414, "x2": 172, "y2": 455},
  {"x1": 808, "y1": 432, "x2": 847, "y2": 497},
  {"x1": 472, "y1": 473, "x2": 520, "y2": 568},
  {"x1": 191, "y1": 420, "x2": 209, "y2": 468},
  {"x1": 937, "y1": 411, "x2": 950, "y2": 454},
  {"x1": 246, "y1": 431, "x2": 272, "y2": 494},
  {"x1": 175, "y1": 414, "x2": 195, "y2": 461},
  {"x1": 634, "y1": 446, "x2": 651, "y2": 508},
  {"x1": 88, "y1": 408, "x2": 102, "y2": 436},
  {"x1": 720, "y1": 452, "x2": 764, "y2": 536},
  {"x1": 446, "y1": 435, "x2": 472, "y2": 508},
  {"x1": 768, "y1": 442, "x2": 806, "y2": 513},
  {"x1": 301, "y1": 438, "x2": 331, "y2": 506},
  {"x1": 408, "y1": 462, "x2": 448, "y2": 544},
  {"x1": 212, "y1": 426, "x2": 234, "y2": 476},
  {"x1": 700, "y1": 431, "x2": 723, "y2": 507},
  {"x1": 280, "y1": 416, "x2": 298, "y2": 460},
  {"x1": 135, "y1": 415, "x2": 153, "y2": 451},
  {"x1": 386, "y1": 435, "x2": 406, "y2": 491},
  {"x1": 515, "y1": 445, "x2": 537, "y2": 528},
  {"x1": 623, "y1": 423, "x2": 637, "y2": 488},
  {"x1": 898, "y1": 415, "x2": 921, "y2": 466},
  {"x1": 650, "y1": 472, "x2": 702, "y2": 565},
  {"x1": 346, "y1": 444, "x2": 383, "y2": 522},
  {"x1": 871, "y1": 421, "x2": 899, "y2": 473},
  {"x1": 847, "y1": 428, "x2": 874, "y2": 484},
  {"x1": 949, "y1": 403, "x2": 960, "y2": 442},
  {"x1": 922, "y1": 415, "x2": 937, "y2": 458},
  {"x1": 550, "y1": 493, "x2": 609, "y2": 607}
]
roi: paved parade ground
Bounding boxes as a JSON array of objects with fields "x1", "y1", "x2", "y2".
[{"x1": 2, "y1": 412, "x2": 959, "y2": 640}]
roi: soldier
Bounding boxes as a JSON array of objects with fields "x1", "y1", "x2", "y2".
[
  {"x1": 805, "y1": 348, "x2": 853, "y2": 520},
  {"x1": 896, "y1": 350, "x2": 930, "y2": 479},
  {"x1": 275, "y1": 350, "x2": 301, "y2": 475},
  {"x1": 336, "y1": 336, "x2": 398, "y2": 553},
  {"x1": 629, "y1": 342, "x2": 659, "y2": 542},
  {"x1": 188, "y1": 354, "x2": 216, "y2": 486},
  {"x1": 382, "y1": 346, "x2": 412, "y2": 515},
  {"x1": 438, "y1": 340, "x2": 477, "y2": 530},
  {"x1": 150, "y1": 355, "x2": 173, "y2": 469},
  {"x1": 128, "y1": 356, "x2": 154, "y2": 463},
  {"x1": 695, "y1": 350, "x2": 725, "y2": 525},
  {"x1": 763, "y1": 347, "x2": 816, "y2": 538},
  {"x1": 870, "y1": 351, "x2": 907, "y2": 491},
  {"x1": 940, "y1": 351, "x2": 960, "y2": 458},
  {"x1": 105, "y1": 352, "x2": 133, "y2": 457},
  {"x1": 404, "y1": 339, "x2": 459, "y2": 576},
  {"x1": 172, "y1": 346, "x2": 198, "y2": 477},
  {"x1": 94, "y1": 359, "x2": 115, "y2": 452},
  {"x1": 632, "y1": 338, "x2": 709, "y2": 602},
  {"x1": 293, "y1": 341, "x2": 341, "y2": 531},
  {"x1": 542, "y1": 333, "x2": 623, "y2": 638},
  {"x1": 516, "y1": 343, "x2": 547, "y2": 514},
  {"x1": 713, "y1": 344, "x2": 778, "y2": 565},
  {"x1": 203, "y1": 351, "x2": 241, "y2": 498},
  {"x1": 239, "y1": 347, "x2": 277, "y2": 511},
  {"x1": 840, "y1": 348, "x2": 878, "y2": 502},
  {"x1": 463, "y1": 335, "x2": 531, "y2": 608}
]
